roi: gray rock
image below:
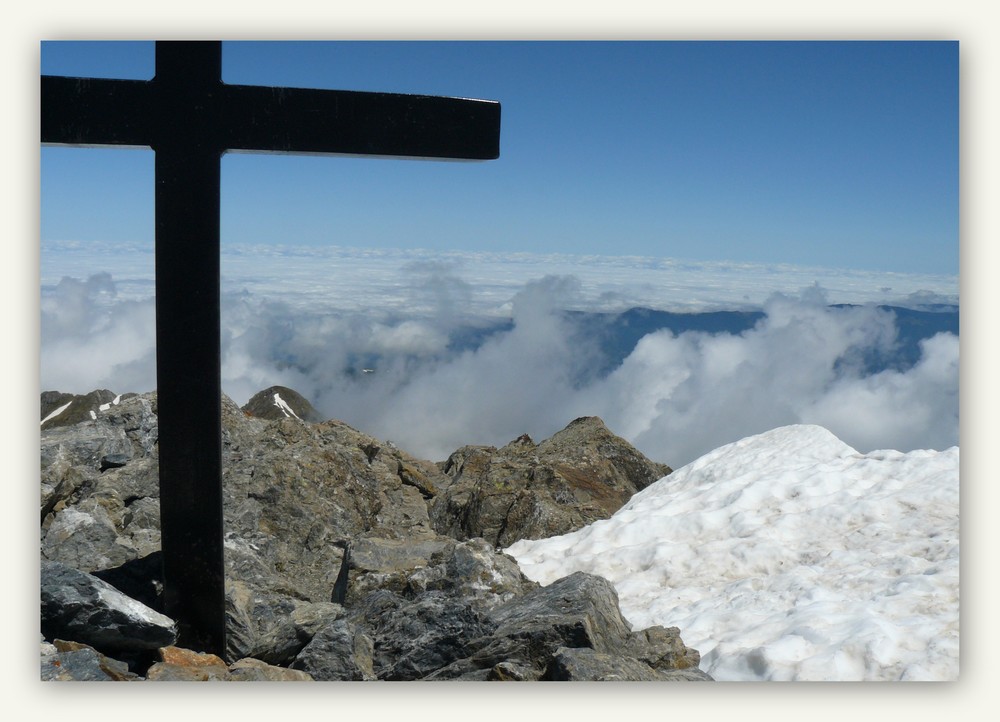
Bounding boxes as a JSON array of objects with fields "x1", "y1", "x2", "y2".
[
  {"x1": 41, "y1": 640, "x2": 139, "y2": 681},
  {"x1": 40, "y1": 460, "x2": 88, "y2": 524},
  {"x1": 41, "y1": 501, "x2": 135, "y2": 572},
  {"x1": 620, "y1": 624, "x2": 704, "y2": 673},
  {"x1": 345, "y1": 536, "x2": 536, "y2": 612},
  {"x1": 40, "y1": 392, "x2": 154, "y2": 464},
  {"x1": 343, "y1": 536, "x2": 453, "y2": 604},
  {"x1": 490, "y1": 571, "x2": 633, "y2": 652},
  {"x1": 430, "y1": 417, "x2": 672, "y2": 547},
  {"x1": 40, "y1": 420, "x2": 132, "y2": 475},
  {"x1": 41, "y1": 561, "x2": 178, "y2": 653},
  {"x1": 425, "y1": 572, "x2": 707, "y2": 681},
  {"x1": 347, "y1": 589, "x2": 495, "y2": 681},
  {"x1": 484, "y1": 661, "x2": 537, "y2": 681},
  {"x1": 100, "y1": 453, "x2": 129, "y2": 471},
  {"x1": 544, "y1": 647, "x2": 713, "y2": 681},
  {"x1": 226, "y1": 657, "x2": 314, "y2": 681},
  {"x1": 291, "y1": 619, "x2": 376, "y2": 681},
  {"x1": 433, "y1": 572, "x2": 626, "y2": 678},
  {"x1": 40, "y1": 394, "x2": 162, "y2": 572},
  {"x1": 250, "y1": 601, "x2": 345, "y2": 667}
]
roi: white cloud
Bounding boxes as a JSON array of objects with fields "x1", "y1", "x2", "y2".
[
  {"x1": 306, "y1": 281, "x2": 956, "y2": 466},
  {"x1": 574, "y1": 288, "x2": 937, "y2": 465},
  {"x1": 39, "y1": 258, "x2": 959, "y2": 468},
  {"x1": 802, "y1": 332, "x2": 959, "y2": 453},
  {"x1": 40, "y1": 274, "x2": 156, "y2": 393}
]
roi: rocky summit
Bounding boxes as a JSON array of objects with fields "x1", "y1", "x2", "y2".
[{"x1": 39, "y1": 387, "x2": 708, "y2": 682}]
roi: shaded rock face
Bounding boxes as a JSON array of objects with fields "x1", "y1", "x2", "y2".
[
  {"x1": 430, "y1": 416, "x2": 672, "y2": 547},
  {"x1": 39, "y1": 387, "x2": 704, "y2": 682}
]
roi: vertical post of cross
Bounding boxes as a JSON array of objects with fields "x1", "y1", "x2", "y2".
[
  {"x1": 152, "y1": 42, "x2": 226, "y2": 655},
  {"x1": 42, "y1": 39, "x2": 500, "y2": 659}
]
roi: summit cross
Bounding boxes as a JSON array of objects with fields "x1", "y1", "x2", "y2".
[{"x1": 41, "y1": 40, "x2": 501, "y2": 655}]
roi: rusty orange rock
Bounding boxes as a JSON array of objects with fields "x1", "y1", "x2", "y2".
[{"x1": 158, "y1": 645, "x2": 227, "y2": 668}]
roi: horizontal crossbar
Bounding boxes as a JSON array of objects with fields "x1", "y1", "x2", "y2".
[{"x1": 41, "y1": 76, "x2": 501, "y2": 160}]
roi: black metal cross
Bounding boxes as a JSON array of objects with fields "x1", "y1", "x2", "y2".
[{"x1": 41, "y1": 41, "x2": 500, "y2": 656}]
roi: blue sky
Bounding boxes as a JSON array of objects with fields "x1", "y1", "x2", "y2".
[{"x1": 41, "y1": 40, "x2": 958, "y2": 275}]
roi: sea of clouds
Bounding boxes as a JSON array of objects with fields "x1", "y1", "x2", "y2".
[{"x1": 40, "y1": 242, "x2": 959, "y2": 467}]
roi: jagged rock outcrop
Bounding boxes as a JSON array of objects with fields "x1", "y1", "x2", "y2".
[
  {"x1": 430, "y1": 416, "x2": 672, "y2": 547},
  {"x1": 39, "y1": 386, "x2": 706, "y2": 681},
  {"x1": 420, "y1": 572, "x2": 709, "y2": 681}
]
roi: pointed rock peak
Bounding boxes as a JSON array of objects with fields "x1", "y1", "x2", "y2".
[
  {"x1": 242, "y1": 386, "x2": 324, "y2": 423},
  {"x1": 539, "y1": 416, "x2": 618, "y2": 451},
  {"x1": 562, "y1": 416, "x2": 610, "y2": 434}
]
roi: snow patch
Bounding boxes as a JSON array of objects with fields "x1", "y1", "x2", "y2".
[
  {"x1": 98, "y1": 394, "x2": 122, "y2": 412},
  {"x1": 272, "y1": 392, "x2": 301, "y2": 420},
  {"x1": 41, "y1": 400, "x2": 72, "y2": 426},
  {"x1": 505, "y1": 424, "x2": 959, "y2": 682}
]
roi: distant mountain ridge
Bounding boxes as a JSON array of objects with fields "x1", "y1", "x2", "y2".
[
  {"x1": 40, "y1": 385, "x2": 327, "y2": 429},
  {"x1": 441, "y1": 303, "x2": 959, "y2": 382},
  {"x1": 41, "y1": 389, "x2": 136, "y2": 430},
  {"x1": 570, "y1": 303, "x2": 959, "y2": 379}
]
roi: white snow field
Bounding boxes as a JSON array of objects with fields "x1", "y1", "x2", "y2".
[{"x1": 505, "y1": 424, "x2": 959, "y2": 682}]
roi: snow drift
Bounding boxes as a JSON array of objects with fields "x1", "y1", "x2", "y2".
[{"x1": 506, "y1": 424, "x2": 959, "y2": 681}]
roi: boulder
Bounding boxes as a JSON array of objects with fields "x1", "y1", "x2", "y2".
[
  {"x1": 290, "y1": 619, "x2": 376, "y2": 681},
  {"x1": 249, "y1": 601, "x2": 345, "y2": 667},
  {"x1": 145, "y1": 646, "x2": 230, "y2": 681},
  {"x1": 346, "y1": 589, "x2": 495, "y2": 681},
  {"x1": 40, "y1": 561, "x2": 178, "y2": 653}
]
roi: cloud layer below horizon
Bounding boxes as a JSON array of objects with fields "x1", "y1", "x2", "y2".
[{"x1": 39, "y1": 246, "x2": 959, "y2": 467}]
